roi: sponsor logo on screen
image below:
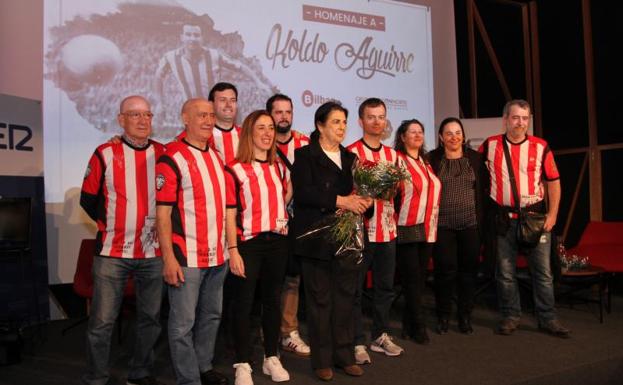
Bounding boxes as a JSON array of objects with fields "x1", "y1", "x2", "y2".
[
  {"x1": 0, "y1": 123, "x2": 33, "y2": 152},
  {"x1": 301, "y1": 90, "x2": 339, "y2": 107},
  {"x1": 355, "y1": 96, "x2": 408, "y2": 111}
]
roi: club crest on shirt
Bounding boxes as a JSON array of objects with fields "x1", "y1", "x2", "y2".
[
  {"x1": 84, "y1": 164, "x2": 91, "y2": 179},
  {"x1": 156, "y1": 174, "x2": 165, "y2": 190}
]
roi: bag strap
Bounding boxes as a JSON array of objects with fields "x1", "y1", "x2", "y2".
[
  {"x1": 501, "y1": 138, "x2": 521, "y2": 212},
  {"x1": 276, "y1": 147, "x2": 293, "y2": 172}
]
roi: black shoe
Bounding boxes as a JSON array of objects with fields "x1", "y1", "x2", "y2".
[
  {"x1": 436, "y1": 318, "x2": 449, "y2": 335},
  {"x1": 401, "y1": 329, "x2": 410, "y2": 340},
  {"x1": 412, "y1": 327, "x2": 430, "y2": 345},
  {"x1": 538, "y1": 319, "x2": 571, "y2": 339},
  {"x1": 201, "y1": 369, "x2": 229, "y2": 385},
  {"x1": 458, "y1": 317, "x2": 474, "y2": 335},
  {"x1": 126, "y1": 377, "x2": 164, "y2": 385}
]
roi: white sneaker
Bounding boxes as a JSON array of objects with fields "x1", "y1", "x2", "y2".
[
  {"x1": 354, "y1": 344, "x2": 371, "y2": 365},
  {"x1": 370, "y1": 333, "x2": 404, "y2": 356},
  {"x1": 262, "y1": 356, "x2": 290, "y2": 382},
  {"x1": 281, "y1": 330, "x2": 311, "y2": 356},
  {"x1": 233, "y1": 362, "x2": 253, "y2": 385}
]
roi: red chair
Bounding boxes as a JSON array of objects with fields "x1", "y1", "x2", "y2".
[
  {"x1": 565, "y1": 221, "x2": 623, "y2": 316},
  {"x1": 566, "y1": 221, "x2": 623, "y2": 273},
  {"x1": 62, "y1": 239, "x2": 135, "y2": 341}
]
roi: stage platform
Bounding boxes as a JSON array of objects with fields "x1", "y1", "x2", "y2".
[{"x1": 2, "y1": 291, "x2": 622, "y2": 385}]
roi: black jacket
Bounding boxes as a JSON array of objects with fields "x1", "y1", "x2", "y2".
[
  {"x1": 426, "y1": 146, "x2": 489, "y2": 236},
  {"x1": 291, "y1": 140, "x2": 357, "y2": 260}
]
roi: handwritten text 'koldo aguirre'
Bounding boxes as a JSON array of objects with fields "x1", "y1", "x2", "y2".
[{"x1": 265, "y1": 24, "x2": 415, "y2": 80}]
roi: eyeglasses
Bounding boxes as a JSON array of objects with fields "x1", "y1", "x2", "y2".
[
  {"x1": 122, "y1": 111, "x2": 154, "y2": 120},
  {"x1": 195, "y1": 112, "x2": 214, "y2": 120}
]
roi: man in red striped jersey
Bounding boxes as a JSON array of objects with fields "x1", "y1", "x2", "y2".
[
  {"x1": 480, "y1": 99, "x2": 570, "y2": 338},
  {"x1": 156, "y1": 99, "x2": 229, "y2": 385},
  {"x1": 208, "y1": 82, "x2": 242, "y2": 164},
  {"x1": 80, "y1": 95, "x2": 166, "y2": 385},
  {"x1": 347, "y1": 98, "x2": 404, "y2": 364},
  {"x1": 266, "y1": 94, "x2": 311, "y2": 357},
  {"x1": 173, "y1": 82, "x2": 240, "y2": 163}
]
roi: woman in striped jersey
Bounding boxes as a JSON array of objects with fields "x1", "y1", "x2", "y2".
[
  {"x1": 225, "y1": 110, "x2": 292, "y2": 385},
  {"x1": 393, "y1": 119, "x2": 441, "y2": 345}
]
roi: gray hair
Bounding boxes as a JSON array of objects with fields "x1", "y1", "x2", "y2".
[{"x1": 502, "y1": 99, "x2": 530, "y2": 117}]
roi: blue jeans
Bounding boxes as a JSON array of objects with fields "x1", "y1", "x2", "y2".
[
  {"x1": 496, "y1": 219, "x2": 556, "y2": 323},
  {"x1": 83, "y1": 256, "x2": 163, "y2": 385},
  {"x1": 353, "y1": 240, "x2": 396, "y2": 344},
  {"x1": 168, "y1": 263, "x2": 228, "y2": 385}
]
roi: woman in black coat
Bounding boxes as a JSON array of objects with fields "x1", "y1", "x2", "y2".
[
  {"x1": 427, "y1": 117, "x2": 488, "y2": 335},
  {"x1": 291, "y1": 101, "x2": 371, "y2": 381}
]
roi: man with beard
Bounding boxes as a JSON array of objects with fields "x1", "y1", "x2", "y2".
[
  {"x1": 480, "y1": 99, "x2": 570, "y2": 338},
  {"x1": 266, "y1": 94, "x2": 311, "y2": 357}
]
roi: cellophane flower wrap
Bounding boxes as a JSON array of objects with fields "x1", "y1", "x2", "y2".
[{"x1": 298, "y1": 159, "x2": 409, "y2": 265}]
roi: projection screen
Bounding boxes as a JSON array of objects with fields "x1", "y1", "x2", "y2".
[{"x1": 43, "y1": 0, "x2": 434, "y2": 282}]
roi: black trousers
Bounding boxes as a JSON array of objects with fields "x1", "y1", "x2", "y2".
[
  {"x1": 433, "y1": 227, "x2": 480, "y2": 319},
  {"x1": 232, "y1": 234, "x2": 288, "y2": 362},
  {"x1": 300, "y1": 257, "x2": 358, "y2": 370},
  {"x1": 396, "y1": 241, "x2": 432, "y2": 332}
]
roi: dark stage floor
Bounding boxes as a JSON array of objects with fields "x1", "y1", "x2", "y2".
[{"x1": 1, "y1": 290, "x2": 622, "y2": 385}]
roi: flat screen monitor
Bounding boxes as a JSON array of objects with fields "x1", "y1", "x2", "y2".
[{"x1": 0, "y1": 197, "x2": 31, "y2": 251}]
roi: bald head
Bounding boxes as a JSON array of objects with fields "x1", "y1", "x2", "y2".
[
  {"x1": 119, "y1": 95, "x2": 150, "y2": 113},
  {"x1": 117, "y1": 95, "x2": 152, "y2": 143},
  {"x1": 182, "y1": 98, "x2": 215, "y2": 147},
  {"x1": 181, "y1": 98, "x2": 210, "y2": 115}
]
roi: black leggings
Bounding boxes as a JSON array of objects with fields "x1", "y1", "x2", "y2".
[
  {"x1": 396, "y1": 241, "x2": 432, "y2": 331},
  {"x1": 232, "y1": 234, "x2": 288, "y2": 362},
  {"x1": 433, "y1": 227, "x2": 480, "y2": 319}
]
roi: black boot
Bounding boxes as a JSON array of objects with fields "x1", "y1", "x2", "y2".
[
  {"x1": 436, "y1": 318, "x2": 449, "y2": 335},
  {"x1": 458, "y1": 316, "x2": 474, "y2": 335},
  {"x1": 412, "y1": 326, "x2": 430, "y2": 345}
]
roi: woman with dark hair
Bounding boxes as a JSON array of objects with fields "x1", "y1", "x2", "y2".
[
  {"x1": 393, "y1": 119, "x2": 441, "y2": 344},
  {"x1": 427, "y1": 117, "x2": 488, "y2": 335},
  {"x1": 291, "y1": 101, "x2": 372, "y2": 381},
  {"x1": 225, "y1": 110, "x2": 292, "y2": 385}
]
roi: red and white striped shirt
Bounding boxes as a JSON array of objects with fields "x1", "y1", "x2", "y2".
[
  {"x1": 80, "y1": 139, "x2": 164, "y2": 259},
  {"x1": 225, "y1": 160, "x2": 288, "y2": 241},
  {"x1": 213, "y1": 125, "x2": 241, "y2": 164},
  {"x1": 479, "y1": 134, "x2": 559, "y2": 208},
  {"x1": 346, "y1": 139, "x2": 398, "y2": 243},
  {"x1": 396, "y1": 153, "x2": 442, "y2": 242},
  {"x1": 277, "y1": 133, "x2": 310, "y2": 181},
  {"x1": 175, "y1": 125, "x2": 239, "y2": 164},
  {"x1": 156, "y1": 47, "x2": 221, "y2": 99},
  {"x1": 156, "y1": 140, "x2": 227, "y2": 268}
]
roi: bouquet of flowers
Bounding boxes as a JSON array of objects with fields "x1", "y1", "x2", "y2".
[
  {"x1": 351, "y1": 160, "x2": 410, "y2": 200},
  {"x1": 298, "y1": 160, "x2": 409, "y2": 265},
  {"x1": 558, "y1": 243, "x2": 590, "y2": 272}
]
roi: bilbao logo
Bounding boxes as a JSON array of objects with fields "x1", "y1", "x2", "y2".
[
  {"x1": 301, "y1": 90, "x2": 339, "y2": 108},
  {"x1": 0, "y1": 123, "x2": 33, "y2": 152}
]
